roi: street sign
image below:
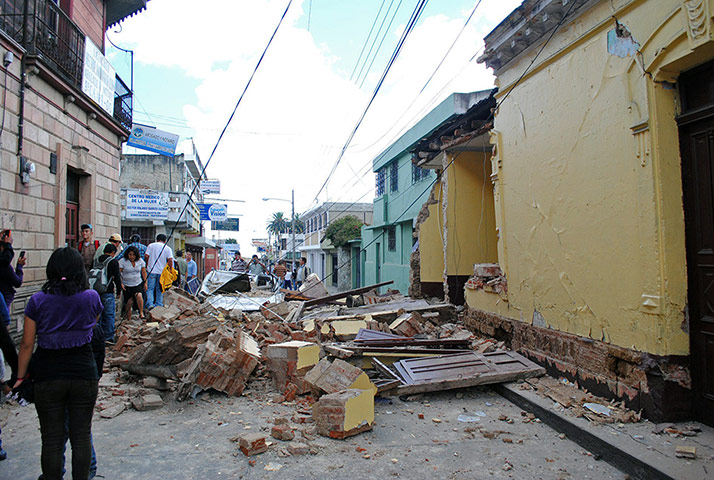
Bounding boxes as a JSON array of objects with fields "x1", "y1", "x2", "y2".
[
  {"x1": 200, "y1": 179, "x2": 221, "y2": 195},
  {"x1": 127, "y1": 125, "x2": 180, "y2": 156},
  {"x1": 197, "y1": 203, "x2": 228, "y2": 221},
  {"x1": 125, "y1": 190, "x2": 169, "y2": 220},
  {"x1": 212, "y1": 218, "x2": 240, "y2": 231}
]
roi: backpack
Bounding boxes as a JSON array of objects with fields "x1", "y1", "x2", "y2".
[{"x1": 88, "y1": 257, "x2": 112, "y2": 294}]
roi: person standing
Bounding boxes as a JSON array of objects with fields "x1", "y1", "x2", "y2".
[
  {"x1": 295, "y1": 257, "x2": 310, "y2": 290},
  {"x1": 248, "y1": 255, "x2": 266, "y2": 276},
  {"x1": 175, "y1": 250, "x2": 188, "y2": 289},
  {"x1": 96, "y1": 244, "x2": 121, "y2": 344},
  {"x1": 77, "y1": 224, "x2": 99, "y2": 272},
  {"x1": 13, "y1": 247, "x2": 104, "y2": 480},
  {"x1": 230, "y1": 251, "x2": 248, "y2": 274},
  {"x1": 273, "y1": 260, "x2": 287, "y2": 287},
  {"x1": 0, "y1": 230, "x2": 19, "y2": 390},
  {"x1": 94, "y1": 234, "x2": 123, "y2": 264},
  {"x1": 144, "y1": 234, "x2": 173, "y2": 309},
  {"x1": 185, "y1": 252, "x2": 197, "y2": 292},
  {"x1": 119, "y1": 246, "x2": 147, "y2": 322}
]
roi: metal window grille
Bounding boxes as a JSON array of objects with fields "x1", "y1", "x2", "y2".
[
  {"x1": 390, "y1": 161, "x2": 399, "y2": 192},
  {"x1": 412, "y1": 163, "x2": 429, "y2": 183},
  {"x1": 375, "y1": 167, "x2": 386, "y2": 196},
  {"x1": 387, "y1": 225, "x2": 396, "y2": 252}
]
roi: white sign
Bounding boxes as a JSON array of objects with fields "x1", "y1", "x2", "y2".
[
  {"x1": 125, "y1": 190, "x2": 169, "y2": 220},
  {"x1": 208, "y1": 203, "x2": 228, "y2": 221},
  {"x1": 82, "y1": 37, "x2": 115, "y2": 115},
  {"x1": 201, "y1": 179, "x2": 221, "y2": 195}
]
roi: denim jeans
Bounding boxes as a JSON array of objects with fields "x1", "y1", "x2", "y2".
[
  {"x1": 99, "y1": 293, "x2": 116, "y2": 342},
  {"x1": 0, "y1": 295, "x2": 17, "y2": 384},
  {"x1": 146, "y1": 273, "x2": 162, "y2": 308},
  {"x1": 34, "y1": 378, "x2": 98, "y2": 480},
  {"x1": 59, "y1": 412, "x2": 97, "y2": 479}
]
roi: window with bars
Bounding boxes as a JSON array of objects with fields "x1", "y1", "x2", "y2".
[
  {"x1": 387, "y1": 225, "x2": 397, "y2": 252},
  {"x1": 412, "y1": 163, "x2": 430, "y2": 183},
  {"x1": 375, "y1": 167, "x2": 386, "y2": 196},
  {"x1": 390, "y1": 161, "x2": 399, "y2": 192}
]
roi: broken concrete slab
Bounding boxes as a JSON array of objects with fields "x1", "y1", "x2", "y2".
[
  {"x1": 286, "y1": 441, "x2": 310, "y2": 455},
  {"x1": 177, "y1": 324, "x2": 260, "y2": 400},
  {"x1": 99, "y1": 403, "x2": 126, "y2": 419},
  {"x1": 149, "y1": 304, "x2": 182, "y2": 323},
  {"x1": 312, "y1": 388, "x2": 374, "y2": 439},
  {"x1": 304, "y1": 358, "x2": 376, "y2": 395},
  {"x1": 126, "y1": 316, "x2": 219, "y2": 366},
  {"x1": 261, "y1": 301, "x2": 292, "y2": 321},
  {"x1": 142, "y1": 376, "x2": 169, "y2": 390},
  {"x1": 266, "y1": 340, "x2": 320, "y2": 394}
]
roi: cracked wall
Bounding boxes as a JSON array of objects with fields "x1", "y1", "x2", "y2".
[{"x1": 466, "y1": 0, "x2": 706, "y2": 357}]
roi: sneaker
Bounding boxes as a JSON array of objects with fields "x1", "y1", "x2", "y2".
[{"x1": 0, "y1": 447, "x2": 7, "y2": 460}]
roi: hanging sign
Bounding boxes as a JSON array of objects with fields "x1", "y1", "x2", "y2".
[
  {"x1": 197, "y1": 203, "x2": 228, "y2": 221},
  {"x1": 125, "y1": 190, "x2": 169, "y2": 220},
  {"x1": 127, "y1": 125, "x2": 180, "y2": 156},
  {"x1": 200, "y1": 179, "x2": 221, "y2": 195}
]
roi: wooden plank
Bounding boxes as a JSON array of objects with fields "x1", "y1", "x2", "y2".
[
  {"x1": 302, "y1": 281, "x2": 395, "y2": 308},
  {"x1": 338, "y1": 298, "x2": 431, "y2": 315},
  {"x1": 375, "y1": 379, "x2": 401, "y2": 394},
  {"x1": 346, "y1": 346, "x2": 468, "y2": 355},
  {"x1": 354, "y1": 328, "x2": 409, "y2": 341},
  {"x1": 353, "y1": 337, "x2": 470, "y2": 347},
  {"x1": 372, "y1": 357, "x2": 404, "y2": 383},
  {"x1": 323, "y1": 344, "x2": 354, "y2": 359},
  {"x1": 391, "y1": 350, "x2": 545, "y2": 395}
]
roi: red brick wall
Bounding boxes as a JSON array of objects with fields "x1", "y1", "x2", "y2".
[{"x1": 69, "y1": 0, "x2": 105, "y2": 51}]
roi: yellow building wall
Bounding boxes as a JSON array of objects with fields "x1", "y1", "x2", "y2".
[
  {"x1": 446, "y1": 152, "x2": 498, "y2": 275},
  {"x1": 468, "y1": 0, "x2": 713, "y2": 356},
  {"x1": 419, "y1": 182, "x2": 444, "y2": 283}
]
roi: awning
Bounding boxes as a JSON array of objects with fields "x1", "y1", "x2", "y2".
[
  {"x1": 185, "y1": 237, "x2": 217, "y2": 249},
  {"x1": 106, "y1": 0, "x2": 147, "y2": 28}
]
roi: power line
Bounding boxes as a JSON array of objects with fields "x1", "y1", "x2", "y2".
[
  {"x1": 312, "y1": 0, "x2": 430, "y2": 204},
  {"x1": 349, "y1": 0, "x2": 388, "y2": 82},
  {"x1": 146, "y1": 0, "x2": 294, "y2": 274},
  {"x1": 354, "y1": 0, "x2": 397, "y2": 86},
  {"x1": 303, "y1": 1, "x2": 580, "y2": 293},
  {"x1": 357, "y1": 0, "x2": 404, "y2": 88}
]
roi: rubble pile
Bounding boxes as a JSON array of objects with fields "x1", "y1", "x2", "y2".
[
  {"x1": 103, "y1": 276, "x2": 547, "y2": 457},
  {"x1": 522, "y1": 376, "x2": 641, "y2": 424}
]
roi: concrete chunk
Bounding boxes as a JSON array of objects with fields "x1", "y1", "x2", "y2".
[{"x1": 131, "y1": 394, "x2": 163, "y2": 411}]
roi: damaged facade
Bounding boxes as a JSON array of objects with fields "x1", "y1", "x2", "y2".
[{"x1": 437, "y1": 0, "x2": 714, "y2": 424}]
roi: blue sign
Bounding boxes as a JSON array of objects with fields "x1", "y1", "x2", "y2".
[
  {"x1": 127, "y1": 125, "x2": 180, "y2": 156},
  {"x1": 212, "y1": 218, "x2": 240, "y2": 231},
  {"x1": 197, "y1": 203, "x2": 228, "y2": 221}
]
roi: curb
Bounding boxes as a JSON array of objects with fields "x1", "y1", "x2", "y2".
[{"x1": 492, "y1": 383, "x2": 676, "y2": 480}]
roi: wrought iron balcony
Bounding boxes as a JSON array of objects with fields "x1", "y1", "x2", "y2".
[{"x1": 0, "y1": 0, "x2": 133, "y2": 131}]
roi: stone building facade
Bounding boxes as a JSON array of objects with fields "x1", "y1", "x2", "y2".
[{"x1": 0, "y1": 0, "x2": 145, "y2": 335}]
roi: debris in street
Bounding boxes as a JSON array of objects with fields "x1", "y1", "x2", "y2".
[
  {"x1": 304, "y1": 358, "x2": 377, "y2": 395},
  {"x1": 238, "y1": 433, "x2": 269, "y2": 456},
  {"x1": 266, "y1": 340, "x2": 320, "y2": 394},
  {"x1": 312, "y1": 388, "x2": 374, "y2": 439},
  {"x1": 675, "y1": 445, "x2": 696, "y2": 459},
  {"x1": 177, "y1": 324, "x2": 260, "y2": 400},
  {"x1": 583, "y1": 402, "x2": 612, "y2": 417},
  {"x1": 131, "y1": 394, "x2": 163, "y2": 411}
]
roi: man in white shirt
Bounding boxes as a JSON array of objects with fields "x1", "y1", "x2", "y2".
[{"x1": 144, "y1": 234, "x2": 174, "y2": 309}]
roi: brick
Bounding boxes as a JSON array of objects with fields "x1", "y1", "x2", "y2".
[
  {"x1": 304, "y1": 358, "x2": 376, "y2": 395},
  {"x1": 266, "y1": 341, "x2": 319, "y2": 394},
  {"x1": 312, "y1": 389, "x2": 374, "y2": 439},
  {"x1": 389, "y1": 312, "x2": 423, "y2": 337},
  {"x1": 142, "y1": 376, "x2": 169, "y2": 391},
  {"x1": 131, "y1": 394, "x2": 162, "y2": 411},
  {"x1": 286, "y1": 442, "x2": 310, "y2": 455},
  {"x1": 271, "y1": 424, "x2": 295, "y2": 441},
  {"x1": 238, "y1": 433, "x2": 268, "y2": 456}
]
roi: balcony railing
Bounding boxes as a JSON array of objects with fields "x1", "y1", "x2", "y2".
[
  {"x1": 114, "y1": 73, "x2": 132, "y2": 130},
  {"x1": 0, "y1": 0, "x2": 133, "y2": 131}
]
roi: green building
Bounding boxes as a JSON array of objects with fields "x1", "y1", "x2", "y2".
[{"x1": 361, "y1": 91, "x2": 491, "y2": 294}]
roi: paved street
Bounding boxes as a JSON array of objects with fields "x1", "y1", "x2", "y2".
[{"x1": 1, "y1": 376, "x2": 625, "y2": 479}]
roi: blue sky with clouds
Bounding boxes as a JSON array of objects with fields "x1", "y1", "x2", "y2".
[{"x1": 107, "y1": 0, "x2": 521, "y2": 253}]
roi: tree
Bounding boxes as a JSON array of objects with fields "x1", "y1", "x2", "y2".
[
  {"x1": 293, "y1": 214, "x2": 305, "y2": 234},
  {"x1": 324, "y1": 215, "x2": 364, "y2": 248},
  {"x1": 267, "y1": 212, "x2": 289, "y2": 235},
  {"x1": 223, "y1": 238, "x2": 238, "y2": 244}
]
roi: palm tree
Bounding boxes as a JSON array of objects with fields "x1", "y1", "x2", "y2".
[
  {"x1": 292, "y1": 214, "x2": 305, "y2": 234},
  {"x1": 267, "y1": 212, "x2": 289, "y2": 235}
]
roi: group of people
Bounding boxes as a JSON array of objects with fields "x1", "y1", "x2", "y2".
[
  {"x1": 230, "y1": 251, "x2": 310, "y2": 290},
  {"x1": 0, "y1": 224, "x2": 203, "y2": 478}
]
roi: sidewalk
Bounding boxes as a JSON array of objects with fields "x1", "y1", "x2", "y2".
[{"x1": 494, "y1": 381, "x2": 713, "y2": 480}]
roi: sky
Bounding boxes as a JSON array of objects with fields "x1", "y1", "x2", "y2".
[{"x1": 107, "y1": 0, "x2": 522, "y2": 255}]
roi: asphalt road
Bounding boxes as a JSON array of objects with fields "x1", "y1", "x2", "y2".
[{"x1": 0, "y1": 374, "x2": 625, "y2": 480}]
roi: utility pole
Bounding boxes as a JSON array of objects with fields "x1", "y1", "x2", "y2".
[{"x1": 291, "y1": 188, "x2": 296, "y2": 277}]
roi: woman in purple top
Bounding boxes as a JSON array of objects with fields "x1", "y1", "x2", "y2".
[{"x1": 13, "y1": 247, "x2": 103, "y2": 480}]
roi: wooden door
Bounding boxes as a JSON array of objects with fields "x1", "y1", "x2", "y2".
[
  {"x1": 679, "y1": 60, "x2": 714, "y2": 425},
  {"x1": 65, "y1": 170, "x2": 80, "y2": 248}
]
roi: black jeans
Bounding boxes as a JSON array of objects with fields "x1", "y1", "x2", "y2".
[
  {"x1": 0, "y1": 321, "x2": 18, "y2": 384},
  {"x1": 34, "y1": 379, "x2": 98, "y2": 480}
]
